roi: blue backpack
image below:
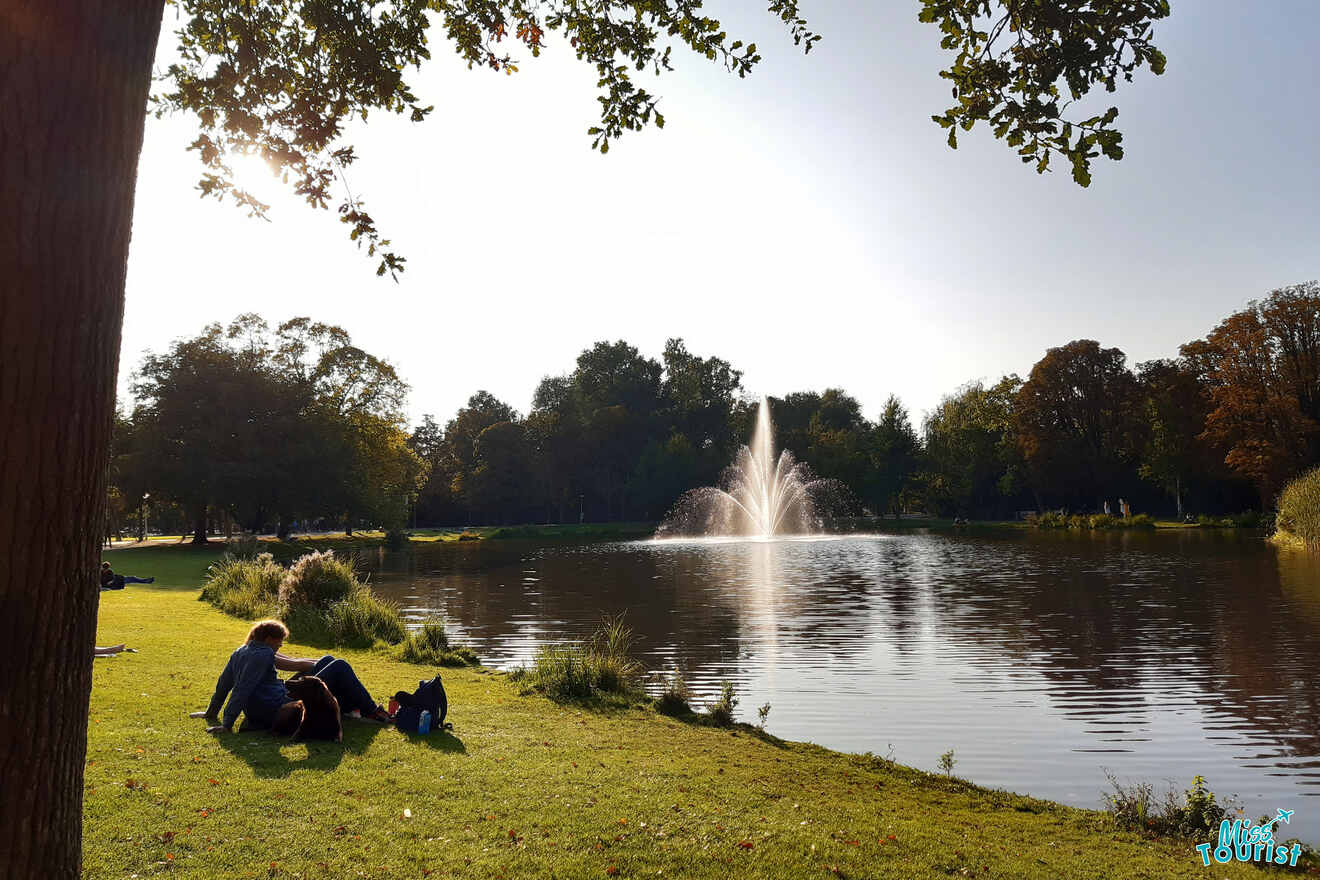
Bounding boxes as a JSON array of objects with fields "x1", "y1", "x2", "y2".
[{"x1": 393, "y1": 675, "x2": 450, "y2": 733}]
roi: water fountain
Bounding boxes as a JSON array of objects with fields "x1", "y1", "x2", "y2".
[{"x1": 657, "y1": 397, "x2": 833, "y2": 538}]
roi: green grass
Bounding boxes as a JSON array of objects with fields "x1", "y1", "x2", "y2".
[{"x1": 92, "y1": 545, "x2": 1277, "y2": 878}]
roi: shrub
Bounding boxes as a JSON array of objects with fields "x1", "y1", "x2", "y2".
[
  {"x1": 397, "y1": 619, "x2": 479, "y2": 667},
  {"x1": 200, "y1": 553, "x2": 283, "y2": 619},
  {"x1": 384, "y1": 528, "x2": 410, "y2": 550},
  {"x1": 1105, "y1": 773, "x2": 1234, "y2": 840},
  {"x1": 1088, "y1": 514, "x2": 1116, "y2": 529},
  {"x1": 1127, "y1": 513, "x2": 1155, "y2": 528},
  {"x1": 655, "y1": 667, "x2": 692, "y2": 716},
  {"x1": 278, "y1": 550, "x2": 359, "y2": 610},
  {"x1": 1034, "y1": 512, "x2": 1067, "y2": 529},
  {"x1": 1276, "y1": 470, "x2": 1320, "y2": 547},
  {"x1": 706, "y1": 680, "x2": 738, "y2": 727}
]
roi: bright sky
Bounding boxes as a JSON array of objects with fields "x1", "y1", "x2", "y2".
[{"x1": 122, "y1": 0, "x2": 1319, "y2": 429}]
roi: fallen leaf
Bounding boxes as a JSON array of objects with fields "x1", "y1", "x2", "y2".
[
  {"x1": 737, "y1": 840, "x2": 754, "y2": 849},
  {"x1": 605, "y1": 867, "x2": 619, "y2": 876}
]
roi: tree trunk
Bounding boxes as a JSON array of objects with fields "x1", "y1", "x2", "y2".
[
  {"x1": 0, "y1": 2, "x2": 164, "y2": 876},
  {"x1": 192, "y1": 502, "x2": 209, "y2": 545}
]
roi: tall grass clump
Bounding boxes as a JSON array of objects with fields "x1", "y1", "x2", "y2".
[
  {"x1": 224, "y1": 533, "x2": 262, "y2": 559},
  {"x1": 1276, "y1": 466, "x2": 1320, "y2": 548},
  {"x1": 203, "y1": 548, "x2": 414, "y2": 650},
  {"x1": 397, "y1": 619, "x2": 479, "y2": 667},
  {"x1": 513, "y1": 615, "x2": 643, "y2": 701},
  {"x1": 199, "y1": 552, "x2": 283, "y2": 619},
  {"x1": 278, "y1": 550, "x2": 360, "y2": 609}
]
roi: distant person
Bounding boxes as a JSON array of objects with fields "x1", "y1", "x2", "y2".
[
  {"x1": 193, "y1": 619, "x2": 390, "y2": 733},
  {"x1": 100, "y1": 561, "x2": 154, "y2": 590},
  {"x1": 1103, "y1": 500, "x2": 1111, "y2": 516},
  {"x1": 94, "y1": 644, "x2": 136, "y2": 657}
]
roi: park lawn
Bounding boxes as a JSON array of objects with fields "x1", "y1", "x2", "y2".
[{"x1": 89, "y1": 547, "x2": 1270, "y2": 879}]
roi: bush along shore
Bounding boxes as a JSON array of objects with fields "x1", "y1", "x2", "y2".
[
  {"x1": 88, "y1": 544, "x2": 1312, "y2": 878},
  {"x1": 1274, "y1": 466, "x2": 1320, "y2": 550},
  {"x1": 198, "y1": 542, "x2": 477, "y2": 667}
]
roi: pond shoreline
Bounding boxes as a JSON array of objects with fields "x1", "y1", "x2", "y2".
[{"x1": 91, "y1": 547, "x2": 1292, "y2": 876}]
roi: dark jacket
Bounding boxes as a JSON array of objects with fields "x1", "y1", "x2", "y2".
[{"x1": 205, "y1": 641, "x2": 290, "y2": 730}]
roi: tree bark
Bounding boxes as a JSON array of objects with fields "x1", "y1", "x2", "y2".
[{"x1": 0, "y1": 2, "x2": 165, "y2": 877}]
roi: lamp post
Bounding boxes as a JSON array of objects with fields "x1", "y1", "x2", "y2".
[{"x1": 140, "y1": 493, "x2": 150, "y2": 543}]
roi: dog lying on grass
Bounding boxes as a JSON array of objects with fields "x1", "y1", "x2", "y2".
[{"x1": 271, "y1": 673, "x2": 342, "y2": 742}]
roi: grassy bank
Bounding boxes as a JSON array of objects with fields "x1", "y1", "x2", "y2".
[{"x1": 92, "y1": 546, "x2": 1279, "y2": 878}]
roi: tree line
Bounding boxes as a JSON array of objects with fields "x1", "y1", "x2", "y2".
[{"x1": 109, "y1": 282, "x2": 1320, "y2": 537}]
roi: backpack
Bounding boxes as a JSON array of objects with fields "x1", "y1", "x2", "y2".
[{"x1": 393, "y1": 675, "x2": 450, "y2": 733}]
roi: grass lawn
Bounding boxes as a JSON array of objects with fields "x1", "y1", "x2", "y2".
[{"x1": 89, "y1": 546, "x2": 1273, "y2": 879}]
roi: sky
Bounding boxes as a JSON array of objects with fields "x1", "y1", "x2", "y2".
[{"x1": 121, "y1": 0, "x2": 1320, "y2": 431}]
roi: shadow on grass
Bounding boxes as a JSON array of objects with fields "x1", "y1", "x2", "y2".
[
  {"x1": 207, "y1": 718, "x2": 466, "y2": 777},
  {"x1": 400, "y1": 728, "x2": 467, "y2": 753},
  {"x1": 211, "y1": 719, "x2": 386, "y2": 778}
]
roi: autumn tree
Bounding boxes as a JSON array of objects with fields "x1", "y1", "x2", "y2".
[
  {"x1": 1015, "y1": 340, "x2": 1139, "y2": 510},
  {"x1": 1, "y1": 0, "x2": 1172, "y2": 872},
  {"x1": 1182, "y1": 282, "x2": 1320, "y2": 504}
]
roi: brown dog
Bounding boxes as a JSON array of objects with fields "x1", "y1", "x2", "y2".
[
  {"x1": 272, "y1": 699, "x2": 305, "y2": 737},
  {"x1": 277, "y1": 675, "x2": 343, "y2": 742}
]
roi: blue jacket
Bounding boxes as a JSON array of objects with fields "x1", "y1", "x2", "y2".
[{"x1": 206, "y1": 641, "x2": 289, "y2": 730}]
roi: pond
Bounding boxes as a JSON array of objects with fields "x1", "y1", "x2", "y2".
[{"x1": 364, "y1": 529, "x2": 1320, "y2": 840}]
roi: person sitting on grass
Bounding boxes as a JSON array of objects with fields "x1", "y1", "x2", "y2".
[
  {"x1": 192, "y1": 619, "x2": 390, "y2": 734},
  {"x1": 93, "y1": 644, "x2": 136, "y2": 657},
  {"x1": 100, "y1": 561, "x2": 154, "y2": 590}
]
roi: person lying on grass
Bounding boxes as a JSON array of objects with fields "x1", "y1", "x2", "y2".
[
  {"x1": 191, "y1": 619, "x2": 390, "y2": 734},
  {"x1": 100, "y1": 561, "x2": 154, "y2": 590},
  {"x1": 93, "y1": 644, "x2": 136, "y2": 657}
]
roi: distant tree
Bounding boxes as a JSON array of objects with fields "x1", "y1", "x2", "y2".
[
  {"x1": 867, "y1": 396, "x2": 922, "y2": 517},
  {"x1": 527, "y1": 376, "x2": 588, "y2": 523},
  {"x1": 130, "y1": 321, "x2": 305, "y2": 542},
  {"x1": 1181, "y1": 282, "x2": 1320, "y2": 505},
  {"x1": 660, "y1": 338, "x2": 743, "y2": 463},
  {"x1": 1015, "y1": 340, "x2": 1139, "y2": 510},
  {"x1": 572, "y1": 342, "x2": 663, "y2": 520},
  {"x1": 466, "y1": 421, "x2": 533, "y2": 524},
  {"x1": 126, "y1": 316, "x2": 412, "y2": 539},
  {"x1": 630, "y1": 432, "x2": 703, "y2": 521},
  {"x1": 921, "y1": 376, "x2": 1022, "y2": 518},
  {"x1": 1134, "y1": 359, "x2": 1211, "y2": 519},
  {"x1": 443, "y1": 392, "x2": 521, "y2": 521}
]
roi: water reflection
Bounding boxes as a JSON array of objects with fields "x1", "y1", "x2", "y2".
[{"x1": 366, "y1": 530, "x2": 1320, "y2": 840}]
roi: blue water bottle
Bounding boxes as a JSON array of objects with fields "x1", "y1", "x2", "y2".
[{"x1": 417, "y1": 710, "x2": 431, "y2": 734}]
